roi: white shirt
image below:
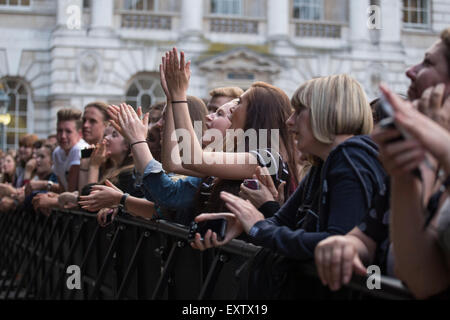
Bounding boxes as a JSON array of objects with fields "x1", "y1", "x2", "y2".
[{"x1": 52, "y1": 139, "x2": 90, "y2": 191}]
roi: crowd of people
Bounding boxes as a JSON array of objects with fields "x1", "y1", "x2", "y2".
[{"x1": 1, "y1": 27, "x2": 450, "y2": 300}]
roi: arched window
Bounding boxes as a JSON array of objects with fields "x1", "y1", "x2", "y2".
[
  {"x1": 0, "y1": 78, "x2": 30, "y2": 150},
  {"x1": 125, "y1": 74, "x2": 165, "y2": 111}
]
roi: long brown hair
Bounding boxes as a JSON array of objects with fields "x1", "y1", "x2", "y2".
[{"x1": 201, "y1": 82, "x2": 299, "y2": 213}]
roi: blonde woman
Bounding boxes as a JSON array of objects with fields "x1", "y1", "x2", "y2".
[{"x1": 194, "y1": 74, "x2": 387, "y2": 299}]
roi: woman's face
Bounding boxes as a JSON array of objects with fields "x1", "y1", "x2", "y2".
[
  {"x1": 286, "y1": 107, "x2": 317, "y2": 155},
  {"x1": 406, "y1": 40, "x2": 450, "y2": 101},
  {"x1": 229, "y1": 91, "x2": 249, "y2": 130},
  {"x1": 147, "y1": 122, "x2": 162, "y2": 161},
  {"x1": 104, "y1": 126, "x2": 128, "y2": 156},
  {"x1": 18, "y1": 145, "x2": 33, "y2": 163},
  {"x1": 2, "y1": 155, "x2": 16, "y2": 175},
  {"x1": 36, "y1": 147, "x2": 52, "y2": 176},
  {"x1": 204, "y1": 100, "x2": 233, "y2": 142}
]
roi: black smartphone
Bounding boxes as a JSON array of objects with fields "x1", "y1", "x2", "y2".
[
  {"x1": 188, "y1": 219, "x2": 227, "y2": 242},
  {"x1": 378, "y1": 94, "x2": 421, "y2": 179},
  {"x1": 81, "y1": 147, "x2": 95, "y2": 158},
  {"x1": 243, "y1": 179, "x2": 260, "y2": 190},
  {"x1": 378, "y1": 95, "x2": 411, "y2": 140}
]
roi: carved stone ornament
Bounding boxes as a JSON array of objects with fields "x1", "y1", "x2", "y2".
[{"x1": 76, "y1": 51, "x2": 103, "y2": 86}]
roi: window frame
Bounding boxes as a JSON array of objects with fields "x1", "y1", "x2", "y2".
[
  {"x1": 0, "y1": 78, "x2": 32, "y2": 151},
  {"x1": 292, "y1": 0, "x2": 324, "y2": 21},
  {"x1": 402, "y1": 0, "x2": 431, "y2": 30},
  {"x1": 0, "y1": 0, "x2": 32, "y2": 11},
  {"x1": 210, "y1": 0, "x2": 243, "y2": 16},
  {"x1": 124, "y1": 74, "x2": 166, "y2": 112}
]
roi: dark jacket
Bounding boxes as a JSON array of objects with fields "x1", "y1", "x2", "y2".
[{"x1": 248, "y1": 135, "x2": 388, "y2": 260}]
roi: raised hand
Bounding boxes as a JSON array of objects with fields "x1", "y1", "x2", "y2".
[
  {"x1": 163, "y1": 48, "x2": 191, "y2": 100},
  {"x1": 115, "y1": 103, "x2": 149, "y2": 144},
  {"x1": 160, "y1": 57, "x2": 171, "y2": 101},
  {"x1": 90, "y1": 139, "x2": 109, "y2": 167}
]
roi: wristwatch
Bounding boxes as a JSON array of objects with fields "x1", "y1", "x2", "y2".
[
  {"x1": 119, "y1": 193, "x2": 129, "y2": 211},
  {"x1": 47, "y1": 180, "x2": 54, "y2": 191}
]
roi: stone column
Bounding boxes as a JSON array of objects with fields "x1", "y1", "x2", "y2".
[
  {"x1": 180, "y1": 0, "x2": 203, "y2": 38},
  {"x1": 380, "y1": 0, "x2": 401, "y2": 44},
  {"x1": 350, "y1": 0, "x2": 370, "y2": 44},
  {"x1": 90, "y1": 0, "x2": 114, "y2": 35},
  {"x1": 267, "y1": 0, "x2": 289, "y2": 40}
]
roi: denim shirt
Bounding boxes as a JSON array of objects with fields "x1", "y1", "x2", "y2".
[{"x1": 134, "y1": 159, "x2": 202, "y2": 212}]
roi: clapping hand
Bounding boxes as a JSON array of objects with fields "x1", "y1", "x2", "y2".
[
  {"x1": 163, "y1": 48, "x2": 191, "y2": 101},
  {"x1": 107, "y1": 103, "x2": 149, "y2": 144}
]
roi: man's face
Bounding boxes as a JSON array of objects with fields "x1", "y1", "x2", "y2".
[
  {"x1": 207, "y1": 95, "x2": 235, "y2": 114},
  {"x1": 57, "y1": 121, "x2": 81, "y2": 152},
  {"x1": 82, "y1": 107, "x2": 107, "y2": 144},
  {"x1": 406, "y1": 40, "x2": 450, "y2": 101}
]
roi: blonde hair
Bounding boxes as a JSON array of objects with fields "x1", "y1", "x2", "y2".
[
  {"x1": 209, "y1": 87, "x2": 244, "y2": 99},
  {"x1": 291, "y1": 74, "x2": 373, "y2": 144}
]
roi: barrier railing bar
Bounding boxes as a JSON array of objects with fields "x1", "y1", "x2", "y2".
[
  {"x1": 151, "y1": 241, "x2": 178, "y2": 300},
  {"x1": 0, "y1": 210, "x2": 27, "y2": 277},
  {"x1": 3, "y1": 213, "x2": 42, "y2": 298},
  {"x1": 10, "y1": 214, "x2": 52, "y2": 300},
  {"x1": 68, "y1": 223, "x2": 101, "y2": 300},
  {"x1": 22, "y1": 214, "x2": 63, "y2": 299},
  {"x1": 50, "y1": 218, "x2": 87, "y2": 299},
  {"x1": 115, "y1": 230, "x2": 148, "y2": 300},
  {"x1": 36, "y1": 216, "x2": 73, "y2": 299},
  {"x1": 197, "y1": 251, "x2": 225, "y2": 300},
  {"x1": 0, "y1": 210, "x2": 34, "y2": 290},
  {"x1": 0, "y1": 209, "x2": 415, "y2": 300},
  {"x1": 88, "y1": 224, "x2": 125, "y2": 299}
]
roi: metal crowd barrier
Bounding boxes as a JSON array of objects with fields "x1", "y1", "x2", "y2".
[{"x1": 0, "y1": 206, "x2": 413, "y2": 300}]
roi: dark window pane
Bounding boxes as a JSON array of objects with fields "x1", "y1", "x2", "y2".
[
  {"x1": 7, "y1": 132, "x2": 15, "y2": 145},
  {"x1": 10, "y1": 0, "x2": 18, "y2": 5},
  {"x1": 18, "y1": 115, "x2": 27, "y2": 129},
  {"x1": 7, "y1": 80, "x2": 16, "y2": 90},
  {"x1": 0, "y1": 0, "x2": 7, "y2": 5},
  {"x1": 19, "y1": 99, "x2": 27, "y2": 112},
  {"x1": 125, "y1": 100, "x2": 137, "y2": 109},
  {"x1": 126, "y1": 83, "x2": 139, "y2": 97},
  {"x1": 147, "y1": 0, "x2": 154, "y2": 11},
  {"x1": 140, "y1": 94, "x2": 151, "y2": 110},
  {"x1": 136, "y1": 0, "x2": 144, "y2": 10},
  {"x1": 22, "y1": 0, "x2": 30, "y2": 5},
  {"x1": 7, "y1": 94, "x2": 15, "y2": 112}
]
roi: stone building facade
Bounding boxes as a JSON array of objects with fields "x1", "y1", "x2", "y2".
[{"x1": 0, "y1": 0, "x2": 449, "y2": 149}]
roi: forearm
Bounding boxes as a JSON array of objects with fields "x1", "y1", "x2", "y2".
[
  {"x1": 170, "y1": 98, "x2": 204, "y2": 166},
  {"x1": 87, "y1": 165, "x2": 100, "y2": 184},
  {"x1": 78, "y1": 159, "x2": 89, "y2": 192},
  {"x1": 67, "y1": 165, "x2": 80, "y2": 192},
  {"x1": 125, "y1": 196, "x2": 157, "y2": 219},
  {"x1": 162, "y1": 101, "x2": 204, "y2": 177},
  {"x1": 391, "y1": 175, "x2": 449, "y2": 298},
  {"x1": 131, "y1": 143, "x2": 153, "y2": 175}
]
